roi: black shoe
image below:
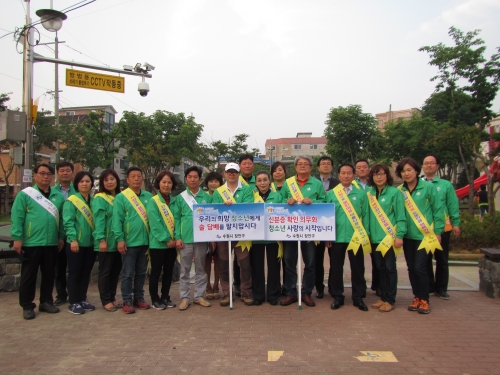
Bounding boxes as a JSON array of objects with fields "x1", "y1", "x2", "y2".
[
  {"x1": 54, "y1": 298, "x2": 67, "y2": 306},
  {"x1": 353, "y1": 300, "x2": 368, "y2": 311},
  {"x1": 316, "y1": 290, "x2": 324, "y2": 299},
  {"x1": 253, "y1": 300, "x2": 263, "y2": 306},
  {"x1": 23, "y1": 309, "x2": 35, "y2": 320},
  {"x1": 331, "y1": 299, "x2": 344, "y2": 310},
  {"x1": 39, "y1": 302, "x2": 60, "y2": 314},
  {"x1": 435, "y1": 291, "x2": 450, "y2": 300},
  {"x1": 269, "y1": 300, "x2": 278, "y2": 306}
]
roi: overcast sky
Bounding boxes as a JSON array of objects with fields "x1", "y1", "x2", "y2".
[{"x1": 1, "y1": 0, "x2": 500, "y2": 154}]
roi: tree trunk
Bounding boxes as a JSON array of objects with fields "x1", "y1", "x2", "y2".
[{"x1": 468, "y1": 158, "x2": 477, "y2": 215}]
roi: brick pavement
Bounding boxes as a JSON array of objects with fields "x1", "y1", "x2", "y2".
[{"x1": 1, "y1": 277, "x2": 499, "y2": 375}]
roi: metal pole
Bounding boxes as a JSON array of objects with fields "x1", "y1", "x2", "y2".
[
  {"x1": 228, "y1": 243, "x2": 233, "y2": 310},
  {"x1": 54, "y1": 32, "x2": 60, "y2": 166},
  {"x1": 297, "y1": 241, "x2": 302, "y2": 310},
  {"x1": 22, "y1": 0, "x2": 34, "y2": 186}
]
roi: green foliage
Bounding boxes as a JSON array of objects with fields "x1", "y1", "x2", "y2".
[
  {"x1": 204, "y1": 133, "x2": 252, "y2": 172},
  {"x1": 324, "y1": 104, "x2": 381, "y2": 165},
  {"x1": 59, "y1": 110, "x2": 119, "y2": 173},
  {"x1": 117, "y1": 110, "x2": 204, "y2": 190},
  {"x1": 451, "y1": 211, "x2": 500, "y2": 250},
  {"x1": 0, "y1": 93, "x2": 11, "y2": 112}
]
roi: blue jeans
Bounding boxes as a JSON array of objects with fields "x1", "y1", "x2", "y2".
[
  {"x1": 121, "y1": 245, "x2": 148, "y2": 302},
  {"x1": 283, "y1": 241, "x2": 316, "y2": 297}
]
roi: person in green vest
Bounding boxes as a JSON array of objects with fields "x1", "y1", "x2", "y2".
[
  {"x1": 395, "y1": 158, "x2": 444, "y2": 315},
  {"x1": 92, "y1": 169, "x2": 122, "y2": 312},
  {"x1": 53, "y1": 161, "x2": 76, "y2": 306},
  {"x1": 112, "y1": 167, "x2": 153, "y2": 314},
  {"x1": 366, "y1": 164, "x2": 406, "y2": 312},
  {"x1": 175, "y1": 166, "x2": 213, "y2": 311},
  {"x1": 11, "y1": 164, "x2": 65, "y2": 320},
  {"x1": 63, "y1": 171, "x2": 96, "y2": 315},
  {"x1": 250, "y1": 170, "x2": 282, "y2": 305},
  {"x1": 212, "y1": 163, "x2": 254, "y2": 307},
  {"x1": 422, "y1": 154, "x2": 461, "y2": 300},
  {"x1": 280, "y1": 155, "x2": 326, "y2": 308},
  {"x1": 147, "y1": 171, "x2": 178, "y2": 310},
  {"x1": 325, "y1": 163, "x2": 370, "y2": 312},
  {"x1": 203, "y1": 171, "x2": 223, "y2": 300}
]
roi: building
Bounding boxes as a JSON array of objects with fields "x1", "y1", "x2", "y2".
[
  {"x1": 375, "y1": 108, "x2": 420, "y2": 130},
  {"x1": 264, "y1": 132, "x2": 327, "y2": 164}
]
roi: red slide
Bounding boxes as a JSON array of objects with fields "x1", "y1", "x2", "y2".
[{"x1": 455, "y1": 174, "x2": 488, "y2": 200}]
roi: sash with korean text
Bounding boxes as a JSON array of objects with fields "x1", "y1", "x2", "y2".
[
  {"x1": 67, "y1": 195, "x2": 94, "y2": 230},
  {"x1": 286, "y1": 177, "x2": 304, "y2": 202},
  {"x1": 122, "y1": 188, "x2": 149, "y2": 234},
  {"x1": 152, "y1": 195, "x2": 175, "y2": 239},
  {"x1": 398, "y1": 187, "x2": 442, "y2": 254},
  {"x1": 22, "y1": 187, "x2": 60, "y2": 228},
  {"x1": 216, "y1": 185, "x2": 250, "y2": 251},
  {"x1": 367, "y1": 192, "x2": 402, "y2": 256},
  {"x1": 333, "y1": 185, "x2": 371, "y2": 255}
]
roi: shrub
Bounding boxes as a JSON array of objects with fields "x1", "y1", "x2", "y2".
[{"x1": 450, "y1": 211, "x2": 500, "y2": 250}]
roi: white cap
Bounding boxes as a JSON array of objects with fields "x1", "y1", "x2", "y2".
[{"x1": 225, "y1": 163, "x2": 240, "y2": 172}]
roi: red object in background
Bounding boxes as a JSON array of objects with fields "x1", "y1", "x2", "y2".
[{"x1": 455, "y1": 174, "x2": 488, "y2": 200}]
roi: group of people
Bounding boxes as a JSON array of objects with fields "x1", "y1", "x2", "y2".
[{"x1": 11, "y1": 151, "x2": 460, "y2": 320}]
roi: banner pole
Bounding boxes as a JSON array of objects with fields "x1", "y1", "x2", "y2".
[
  {"x1": 229, "y1": 242, "x2": 233, "y2": 310},
  {"x1": 297, "y1": 241, "x2": 302, "y2": 310}
]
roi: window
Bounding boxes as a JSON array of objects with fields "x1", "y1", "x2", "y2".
[
  {"x1": 65, "y1": 111, "x2": 75, "y2": 116},
  {"x1": 293, "y1": 144, "x2": 301, "y2": 150},
  {"x1": 310, "y1": 144, "x2": 317, "y2": 150},
  {"x1": 268, "y1": 146, "x2": 276, "y2": 151},
  {"x1": 119, "y1": 159, "x2": 129, "y2": 170}
]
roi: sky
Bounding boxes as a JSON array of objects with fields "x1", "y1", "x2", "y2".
[{"x1": 1, "y1": 0, "x2": 500, "y2": 154}]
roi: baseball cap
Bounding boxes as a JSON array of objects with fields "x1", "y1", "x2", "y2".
[{"x1": 225, "y1": 163, "x2": 240, "y2": 172}]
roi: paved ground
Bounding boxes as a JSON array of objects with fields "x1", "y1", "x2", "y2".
[{"x1": 1, "y1": 251, "x2": 499, "y2": 375}]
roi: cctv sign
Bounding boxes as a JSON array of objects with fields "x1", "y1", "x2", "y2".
[{"x1": 66, "y1": 69, "x2": 125, "y2": 93}]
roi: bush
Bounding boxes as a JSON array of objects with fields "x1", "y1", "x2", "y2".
[{"x1": 450, "y1": 211, "x2": 500, "y2": 250}]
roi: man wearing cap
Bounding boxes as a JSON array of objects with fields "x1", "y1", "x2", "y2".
[
  {"x1": 212, "y1": 163, "x2": 254, "y2": 306},
  {"x1": 280, "y1": 155, "x2": 326, "y2": 307}
]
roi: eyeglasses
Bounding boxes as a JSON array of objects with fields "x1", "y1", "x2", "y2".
[
  {"x1": 374, "y1": 172, "x2": 386, "y2": 177},
  {"x1": 296, "y1": 163, "x2": 311, "y2": 167},
  {"x1": 225, "y1": 171, "x2": 238, "y2": 175},
  {"x1": 36, "y1": 172, "x2": 53, "y2": 177}
]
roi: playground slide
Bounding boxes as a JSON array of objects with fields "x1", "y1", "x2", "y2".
[{"x1": 455, "y1": 174, "x2": 487, "y2": 200}]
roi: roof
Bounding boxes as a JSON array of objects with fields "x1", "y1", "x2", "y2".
[
  {"x1": 60, "y1": 105, "x2": 118, "y2": 114},
  {"x1": 265, "y1": 137, "x2": 327, "y2": 146}
]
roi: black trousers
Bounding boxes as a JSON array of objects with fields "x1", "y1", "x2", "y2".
[
  {"x1": 369, "y1": 252, "x2": 380, "y2": 290},
  {"x1": 250, "y1": 243, "x2": 281, "y2": 302},
  {"x1": 97, "y1": 251, "x2": 122, "y2": 306},
  {"x1": 427, "y1": 231, "x2": 451, "y2": 293},
  {"x1": 404, "y1": 238, "x2": 432, "y2": 301},
  {"x1": 19, "y1": 246, "x2": 58, "y2": 310},
  {"x1": 328, "y1": 243, "x2": 366, "y2": 302},
  {"x1": 314, "y1": 241, "x2": 326, "y2": 292},
  {"x1": 66, "y1": 245, "x2": 96, "y2": 305},
  {"x1": 233, "y1": 253, "x2": 241, "y2": 287},
  {"x1": 148, "y1": 248, "x2": 177, "y2": 303},
  {"x1": 372, "y1": 245, "x2": 397, "y2": 305},
  {"x1": 54, "y1": 243, "x2": 68, "y2": 300}
]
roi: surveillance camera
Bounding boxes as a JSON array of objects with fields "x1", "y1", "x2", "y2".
[
  {"x1": 138, "y1": 81, "x2": 150, "y2": 97},
  {"x1": 144, "y1": 62, "x2": 155, "y2": 71}
]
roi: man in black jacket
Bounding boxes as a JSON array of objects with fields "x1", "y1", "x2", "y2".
[{"x1": 315, "y1": 156, "x2": 340, "y2": 298}]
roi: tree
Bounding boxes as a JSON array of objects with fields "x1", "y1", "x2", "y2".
[
  {"x1": 324, "y1": 105, "x2": 380, "y2": 165},
  {"x1": 420, "y1": 26, "x2": 500, "y2": 212},
  {"x1": 117, "y1": 110, "x2": 204, "y2": 191},
  {"x1": 0, "y1": 93, "x2": 15, "y2": 213},
  {"x1": 204, "y1": 133, "x2": 252, "y2": 172},
  {"x1": 59, "y1": 110, "x2": 120, "y2": 174}
]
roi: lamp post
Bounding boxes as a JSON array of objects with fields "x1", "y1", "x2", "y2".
[{"x1": 36, "y1": 7, "x2": 67, "y2": 166}]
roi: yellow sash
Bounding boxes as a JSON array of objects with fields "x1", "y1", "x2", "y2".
[
  {"x1": 398, "y1": 187, "x2": 442, "y2": 254},
  {"x1": 367, "y1": 192, "x2": 402, "y2": 256},
  {"x1": 270, "y1": 182, "x2": 277, "y2": 192},
  {"x1": 217, "y1": 185, "x2": 251, "y2": 251},
  {"x1": 239, "y1": 175, "x2": 249, "y2": 186},
  {"x1": 253, "y1": 190, "x2": 265, "y2": 203},
  {"x1": 286, "y1": 176, "x2": 304, "y2": 201},
  {"x1": 67, "y1": 195, "x2": 94, "y2": 230},
  {"x1": 94, "y1": 192, "x2": 114, "y2": 206},
  {"x1": 152, "y1": 195, "x2": 175, "y2": 239},
  {"x1": 122, "y1": 188, "x2": 149, "y2": 234},
  {"x1": 333, "y1": 185, "x2": 371, "y2": 255},
  {"x1": 217, "y1": 185, "x2": 236, "y2": 203}
]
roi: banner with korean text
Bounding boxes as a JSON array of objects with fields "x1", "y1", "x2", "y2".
[
  {"x1": 193, "y1": 203, "x2": 265, "y2": 242},
  {"x1": 193, "y1": 203, "x2": 336, "y2": 242},
  {"x1": 265, "y1": 204, "x2": 336, "y2": 241}
]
